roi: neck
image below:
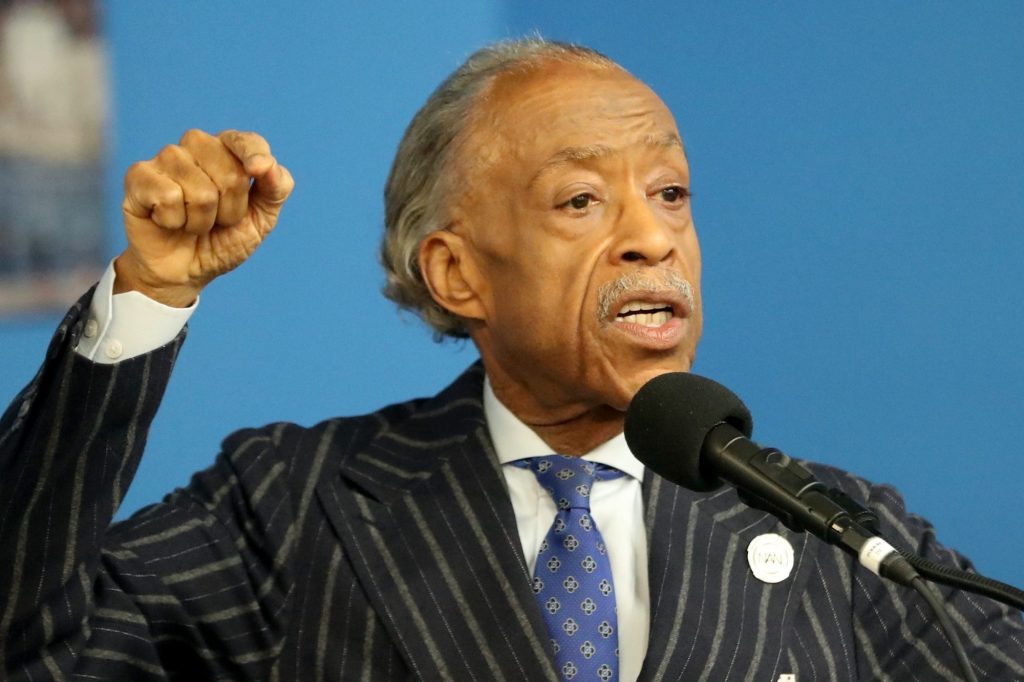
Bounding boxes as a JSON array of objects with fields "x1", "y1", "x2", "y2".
[
  {"x1": 527, "y1": 407, "x2": 625, "y2": 456},
  {"x1": 487, "y1": 370, "x2": 625, "y2": 456}
]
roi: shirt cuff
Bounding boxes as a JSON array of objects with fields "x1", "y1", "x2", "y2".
[{"x1": 74, "y1": 259, "x2": 197, "y2": 363}]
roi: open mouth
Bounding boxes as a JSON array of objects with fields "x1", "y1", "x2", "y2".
[{"x1": 615, "y1": 301, "x2": 676, "y2": 327}]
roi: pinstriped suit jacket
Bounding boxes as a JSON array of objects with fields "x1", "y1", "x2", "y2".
[{"x1": 2, "y1": 295, "x2": 1023, "y2": 680}]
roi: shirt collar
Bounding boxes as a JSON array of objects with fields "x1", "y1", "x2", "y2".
[{"x1": 483, "y1": 377, "x2": 645, "y2": 482}]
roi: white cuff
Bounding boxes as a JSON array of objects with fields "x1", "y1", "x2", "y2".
[{"x1": 74, "y1": 259, "x2": 197, "y2": 363}]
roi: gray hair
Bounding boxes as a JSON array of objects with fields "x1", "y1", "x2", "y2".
[{"x1": 380, "y1": 37, "x2": 616, "y2": 340}]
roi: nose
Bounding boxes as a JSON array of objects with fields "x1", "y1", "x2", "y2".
[{"x1": 610, "y1": 193, "x2": 676, "y2": 266}]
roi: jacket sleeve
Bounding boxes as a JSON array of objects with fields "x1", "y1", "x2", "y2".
[
  {"x1": 850, "y1": 477, "x2": 1024, "y2": 681},
  {"x1": 0, "y1": 292, "x2": 297, "y2": 680},
  {"x1": 0, "y1": 290, "x2": 181, "y2": 676}
]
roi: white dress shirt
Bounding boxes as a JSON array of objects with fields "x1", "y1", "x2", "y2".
[
  {"x1": 74, "y1": 260, "x2": 195, "y2": 363},
  {"x1": 75, "y1": 264, "x2": 651, "y2": 680},
  {"x1": 484, "y1": 381, "x2": 650, "y2": 682}
]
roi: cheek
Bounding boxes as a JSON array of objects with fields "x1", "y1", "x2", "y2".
[
  {"x1": 495, "y1": 253, "x2": 602, "y2": 353},
  {"x1": 523, "y1": 263, "x2": 590, "y2": 330},
  {"x1": 678, "y1": 227, "x2": 702, "y2": 285},
  {"x1": 474, "y1": 203, "x2": 613, "y2": 336}
]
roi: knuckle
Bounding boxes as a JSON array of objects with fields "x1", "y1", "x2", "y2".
[
  {"x1": 217, "y1": 129, "x2": 241, "y2": 145},
  {"x1": 241, "y1": 132, "x2": 262, "y2": 145},
  {"x1": 254, "y1": 136, "x2": 272, "y2": 155},
  {"x1": 179, "y1": 128, "x2": 211, "y2": 146},
  {"x1": 156, "y1": 144, "x2": 187, "y2": 163},
  {"x1": 154, "y1": 185, "x2": 184, "y2": 209},
  {"x1": 153, "y1": 209, "x2": 185, "y2": 230},
  {"x1": 191, "y1": 189, "x2": 220, "y2": 212},
  {"x1": 124, "y1": 161, "x2": 150, "y2": 184},
  {"x1": 223, "y1": 167, "x2": 247, "y2": 190},
  {"x1": 220, "y1": 129, "x2": 271, "y2": 156}
]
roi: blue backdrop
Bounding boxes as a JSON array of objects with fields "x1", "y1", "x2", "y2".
[{"x1": 2, "y1": 2, "x2": 1021, "y2": 587}]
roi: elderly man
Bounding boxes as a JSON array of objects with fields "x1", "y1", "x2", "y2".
[{"x1": 1, "y1": 38, "x2": 1022, "y2": 681}]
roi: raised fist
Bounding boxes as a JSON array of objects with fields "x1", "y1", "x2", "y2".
[{"x1": 116, "y1": 129, "x2": 295, "y2": 307}]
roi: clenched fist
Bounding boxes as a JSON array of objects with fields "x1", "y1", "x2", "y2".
[{"x1": 115, "y1": 129, "x2": 295, "y2": 307}]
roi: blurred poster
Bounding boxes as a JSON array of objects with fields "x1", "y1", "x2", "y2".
[{"x1": 0, "y1": 0, "x2": 107, "y2": 315}]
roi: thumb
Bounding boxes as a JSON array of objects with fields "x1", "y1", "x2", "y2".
[{"x1": 248, "y1": 159, "x2": 295, "y2": 233}]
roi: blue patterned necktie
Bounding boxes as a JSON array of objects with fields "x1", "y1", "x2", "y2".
[{"x1": 516, "y1": 455, "x2": 625, "y2": 682}]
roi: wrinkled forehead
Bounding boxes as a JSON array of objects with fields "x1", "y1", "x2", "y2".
[{"x1": 456, "y1": 59, "x2": 683, "y2": 182}]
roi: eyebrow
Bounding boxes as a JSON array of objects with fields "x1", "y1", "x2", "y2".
[{"x1": 527, "y1": 132, "x2": 685, "y2": 189}]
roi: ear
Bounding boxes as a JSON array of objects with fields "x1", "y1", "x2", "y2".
[{"x1": 418, "y1": 228, "x2": 488, "y2": 323}]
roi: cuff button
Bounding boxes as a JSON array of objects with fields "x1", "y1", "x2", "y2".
[{"x1": 105, "y1": 339, "x2": 124, "y2": 360}]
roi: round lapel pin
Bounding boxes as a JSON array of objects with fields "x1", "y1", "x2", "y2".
[{"x1": 747, "y1": 533, "x2": 795, "y2": 583}]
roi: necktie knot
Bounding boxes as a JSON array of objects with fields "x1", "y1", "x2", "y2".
[{"x1": 517, "y1": 455, "x2": 624, "y2": 512}]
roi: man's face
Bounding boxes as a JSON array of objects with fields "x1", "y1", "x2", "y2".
[{"x1": 450, "y1": 61, "x2": 702, "y2": 415}]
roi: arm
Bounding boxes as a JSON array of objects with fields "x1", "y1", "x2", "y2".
[
  {"x1": 0, "y1": 293, "x2": 184, "y2": 677},
  {"x1": 0, "y1": 129, "x2": 295, "y2": 679},
  {"x1": 2, "y1": 343, "x2": 297, "y2": 679}
]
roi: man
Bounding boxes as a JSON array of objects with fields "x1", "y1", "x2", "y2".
[{"x1": 2, "y1": 38, "x2": 1022, "y2": 681}]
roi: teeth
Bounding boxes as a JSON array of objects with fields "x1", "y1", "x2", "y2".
[
  {"x1": 622, "y1": 310, "x2": 672, "y2": 327},
  {"x1": 617, "y1": 301, "x2": 673, "y2": 316}
]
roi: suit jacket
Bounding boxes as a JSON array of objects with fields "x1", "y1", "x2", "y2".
[{"x1": 2, "y1": 295, "x2": 1023, "y2": 681}]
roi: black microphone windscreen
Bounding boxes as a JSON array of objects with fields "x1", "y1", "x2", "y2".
[{"x1": 624, "y1": 372, "x2": 754, "y2": 492}]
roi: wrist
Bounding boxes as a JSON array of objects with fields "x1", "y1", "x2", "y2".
[{"x1": 113, "y1": 254, "x2": 201, "y2": 308}]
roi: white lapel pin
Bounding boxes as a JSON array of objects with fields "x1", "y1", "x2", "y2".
[{"x1": 747, "y1": 533, "x2": 795, "y2": 584}]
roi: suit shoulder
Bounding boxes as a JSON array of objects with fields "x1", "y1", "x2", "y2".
[
  {"x1": 798, "y1": 459, "x2": 951, "y2": 558},
  {"x1": 205, "y1": 363, "x2": 485, "y2": 498},
  {"x1": 217, "y1": 395, "x2": 432, "y2": 467},
  {"x1": 800, "y1": 460, "x2": 902, "y2": 507}
]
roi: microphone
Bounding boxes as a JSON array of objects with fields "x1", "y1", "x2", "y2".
[{"x1": 624, "y1": 371, "x2": 919, "y2": 587}]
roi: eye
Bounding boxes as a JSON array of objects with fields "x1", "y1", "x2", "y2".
[
  {"x1": 561, "y1": 192, "x2": 598, "y2": 211},
  {"x1": 658, "y1": 185, "x2": 690, "y2": 204}
]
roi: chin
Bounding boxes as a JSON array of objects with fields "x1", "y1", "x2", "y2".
[
  {"x1": 606, "y1": 360, "x2": 692, "y2": 411},
  {"x1": 630, "y1": 365, "x2": 682, "y2": 392}
]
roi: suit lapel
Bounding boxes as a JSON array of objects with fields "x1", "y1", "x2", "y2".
[
  {"x1": 317, "y1": 365, "x2": 557, "y2": 681},
  {"x1": 638, "y1": 473, "x2": 818, "y2": 681},
  {"x1": 317, "y1": 363, "x2": 818, "y2": 680}
]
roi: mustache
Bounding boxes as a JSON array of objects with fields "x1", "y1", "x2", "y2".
[{"x1": 596, "y1": 270, "x2": 696, "y2": 320}]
